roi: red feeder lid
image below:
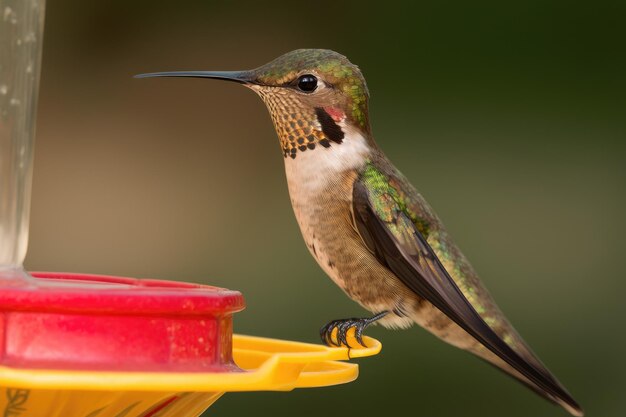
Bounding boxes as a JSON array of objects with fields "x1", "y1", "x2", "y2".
[{"x1": 0, "y1": 272, "x2": 245, "y2": 372}]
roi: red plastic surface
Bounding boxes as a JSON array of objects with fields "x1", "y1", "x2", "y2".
[{"x1": 0, "y1": 272, "x2": 245, "y2": 372}]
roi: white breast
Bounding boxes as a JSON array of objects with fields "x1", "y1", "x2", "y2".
[
  {"x1": 281, "y1": 129, "x2": 371, "y2": 289},
  {"x1": 283, "y1": 129, "x2": 371, "y2": 197}
]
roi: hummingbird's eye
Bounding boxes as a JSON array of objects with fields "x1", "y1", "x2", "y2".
[{"x1": 297, "y1": 74, "x2": 318, "y2": 92}]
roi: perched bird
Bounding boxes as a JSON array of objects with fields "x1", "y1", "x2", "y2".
[{"x1": 137, "y1": 49, "x2": 582, "y2": 416}]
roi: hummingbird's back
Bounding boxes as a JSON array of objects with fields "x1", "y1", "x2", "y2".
[{"x1": 367, "y1": 152, "x2": 582, "y2": 415}]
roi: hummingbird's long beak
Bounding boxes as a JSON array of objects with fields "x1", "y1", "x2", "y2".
[{"x1": 134, "y1": 70, "x2": 256, "y2": 85}]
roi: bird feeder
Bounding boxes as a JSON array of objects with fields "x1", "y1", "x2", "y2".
[{"x1": 0, "y1": 1, "x2": 380, "y2": 415}]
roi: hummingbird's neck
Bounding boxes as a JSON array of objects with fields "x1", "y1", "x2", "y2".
[{"x1": 283, "y1": 126, "x2": 372, "y2": 194}]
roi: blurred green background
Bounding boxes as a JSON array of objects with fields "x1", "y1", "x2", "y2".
[{"x1": 25, "y1": 0, "x2": 624, "y2": 416}]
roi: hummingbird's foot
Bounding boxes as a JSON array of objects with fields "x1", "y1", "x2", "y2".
[{"x1": 320, "y1": 311, "x2": 388, "y2": 348}]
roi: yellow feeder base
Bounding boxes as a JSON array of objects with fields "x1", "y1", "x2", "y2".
[{"x1": 0, "y1": 334, "x2": 381, "y2": 417}]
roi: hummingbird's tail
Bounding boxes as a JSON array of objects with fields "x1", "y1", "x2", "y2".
[{"x1": 471, "y1": 344, "x2": 583, "y2": 416}]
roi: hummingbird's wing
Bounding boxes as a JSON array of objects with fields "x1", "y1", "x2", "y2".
[{"x1": 351, "y1": 163, "x2": 582, "y2": 415}]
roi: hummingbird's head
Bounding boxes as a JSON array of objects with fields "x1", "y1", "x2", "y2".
[
  {"x1": 248, "y1": 49, "x2": 371, "y2": 158},
  {"x1": 137, "y1": 49, "x2": 371, "y2": 159}
]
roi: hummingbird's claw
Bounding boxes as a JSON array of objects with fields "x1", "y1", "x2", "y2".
[
  {"x1": 319, "y1": 319, "x2": 343, "y2": 346},
  {"x1": 355, "y1": 323, "x2": 366, "y2": 346},
  {"x1": 319, "y1": 312, "x2": 388, "y2": 349},
  {"x1": 338, "y1": 321, "x2": 351, "y2": 346}
]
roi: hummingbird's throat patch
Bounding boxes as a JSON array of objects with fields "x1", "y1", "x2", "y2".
[
  {"x1": 260, "y1": 91, "x2": 345, "y2": 159},
  {"x1": 314, "y1": 107, "x2": 345, "y2": 144}
]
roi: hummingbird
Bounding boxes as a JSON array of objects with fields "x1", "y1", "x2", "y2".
[{"x1": 137, "y1": 49, "x2": 583, "y2": 416}]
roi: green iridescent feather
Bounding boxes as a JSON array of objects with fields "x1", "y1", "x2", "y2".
[
  {"x1": 361, "y1": 162, "x2": 430, "y2": 237},
  {"x1": 359, "y1": 161, "x2": 519, "y2": 348}
]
